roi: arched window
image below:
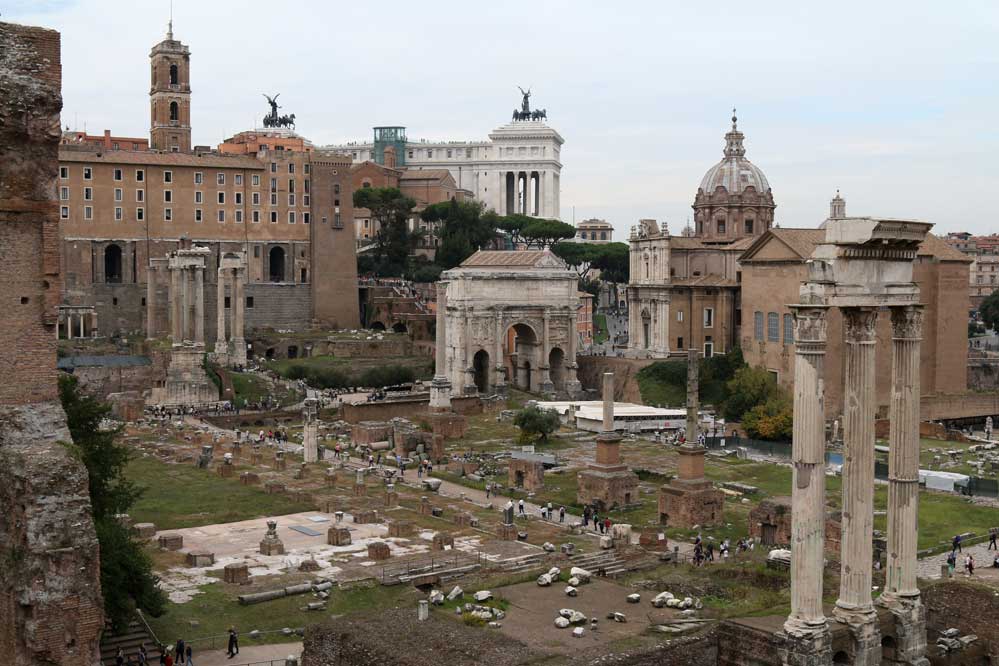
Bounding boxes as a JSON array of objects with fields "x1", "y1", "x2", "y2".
[
  {"x1": 104, "y1": 244, "x2": 123, "y2": 284},
  {"x1": 169, "y1": 64, "x2": 179, "y2": 85},
  {"x1": 767, "y1": 312, "x2": 779, "y2": 342},
  {"x1": 169, "y1": 101, "x2": 179, "y2": 121},
  {"x1": 269, "y1": 246, "x2": 285, "y2": 282}
]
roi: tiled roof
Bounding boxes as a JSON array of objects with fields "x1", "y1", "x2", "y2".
[
  {"x1": 461, "y1": 250, "x2": 553, "y2": 267},
  {"x1": 400, "y1": 169, "x2": 452, "y2": 181},
  {"x1": 59, "y1": 148, "x2": 265, "y2": 169}
]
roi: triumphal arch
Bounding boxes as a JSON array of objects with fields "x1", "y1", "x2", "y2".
[
  {"x1": 440, "y1": 250, "x2": 583, "y2": 398},
  {"x1": 782, "y1": 216, "x2": 932, "y2": 666}
]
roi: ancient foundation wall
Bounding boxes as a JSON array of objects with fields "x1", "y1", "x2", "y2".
[
  {"x1": 577, "y1": 355, "x2": 653, "y2": 403},
  {"x1": 341, "y1": 395, "x2": 482, "y2": 424},
  {"x1": 924, "y1": 581, "x2": 999, "y2": 660}
]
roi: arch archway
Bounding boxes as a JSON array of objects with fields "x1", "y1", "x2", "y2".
[
  {"x1": 473, "y1": 350, "x2": 490, "y2": 393},
  {"x1": 881, "y1": 636, "x2": 897, "y2": 663},
  {"x1": 370, "y1": 321, "x2": 386, "y2": 331},
  {"x1": 169, "y1": 64, "x2": 179, "y2": 85},
  {"x1": 640, "y1": 308, "x2": 651, "y2": 349},
  {"x1": 104, "y1": 244, "x2": 123, "y2": 283},
  {"x1": 506, "y1": 323, "x2": 538, "y2": 392},
  {"x1": 392, "y1": 322, "x2": 408, "y2": 334},
  {"x1": 549, "y1": 347, "x2": 565, "y2": 391},
  {"x1": 832, "y1": 652, "x2": 850, "y2": 665},
  {"x1": 268, "y1": 247, "x2": 285, "y2": 282},
  {"x1": 169, "y1": 101, "x2": 179, "y2": 121}
]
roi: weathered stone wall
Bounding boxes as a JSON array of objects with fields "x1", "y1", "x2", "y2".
[
  {"x1": 924, "y1": 580, "x2": 999, "y2": 659},
  {"x1": 0, "y1": 22, "x2": 104, "y2": 665},
  {"x1": 577, "y1": 355, "x2": 653, "y2": 403},
  {"x1": 341, "y1": 395, "x2": 482, "y2": 424}
]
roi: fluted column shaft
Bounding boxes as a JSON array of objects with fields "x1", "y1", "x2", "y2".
[
  {"x1": 836, "y1": 307, "x2": 878, "y2": 616},
  {"x1": 170, "y1": 266, "x2": 182, "y2": 342},
  {"x1": 434, "y1": 282, "x2": 447, "y2": 377},
  {"x1": 194, "y1": 266, "x2": 205, "y2": 345},
  {"x1": 885, "y1": 306, "x2": 923, "y2": 599},
  {"x1": 216, "y1": 268, "x2": 227, "y2": 345},
  {"x1": 786, "y1": 306, "x2": 829, "y2": 632},
  {"x1": 146, "y1": 266, "x2": 157, "y2": 339},
  {"x1": 181, "y1": 268, "x2": 191, "y2": 342},
  {"x1": 233, "y1": 268, "x2": 245, "y2": 341}
]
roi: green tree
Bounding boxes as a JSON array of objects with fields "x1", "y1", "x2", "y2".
[
  {"x1": 522, "y1": 219, "x2": 577, "y2": 249},
  {"x1": 722, "y1": 365, "x2": 779, "y2": 422},
  {"x1": 497, "y1": 214, "x2": 534, "y2": 245},
  {"x1": 741, "y1": 391, "x2": 793, "y2": 441},
  {"x1": 981, "y1": 291, "x2": 999, "y2": 332},
  {"x1": 513, "y1": 405, "x2": 561, "y2": 444},
  {"x1": 589, "y1": 242, "x2": 630, "y2": 284},
  {"x1": 422, "y1": 200, "x2": 498, "y2": 269},
  {"x1": 58, "y1": 374, "x2": 165, "y2": 631},
  {"x1": 552, "y1": 241, "x2": 598, "y2": 279},
  {"x1": 353, "y1": 187, "x2": 417, "y2": 276}
]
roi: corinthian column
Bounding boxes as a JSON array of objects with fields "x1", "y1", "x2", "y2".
[
  {"x1": 194, "y1": 264, "x2": 205, "y2": 345},
  {"x1": 146, "y1": 265, "x2": 157, "y2": 339},
  {"x1": 879, "y1": 305, "x2": 929, "y2": 666},
  {"x1": 232, "y1": 267, "x2": 247, "y2": 367},
  {"x1": 215, "y1": 268, "x2": 227, "y2": 356},
  {"x1": 429, "y1": 281, "x2": 452, "y2": 412},
  {"x1": 784, "y1": 306, "x2": 830, "y2": 637},
  {"x1": 170, "y1": 264, "x2": 182, "y2": 344},
  {"x1": 834, "y1": 307, "x2": 880, "y2": 665}
]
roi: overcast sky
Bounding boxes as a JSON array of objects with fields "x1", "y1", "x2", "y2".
[{"x1": 8, "y1": 0, "x2": 998, "y2": 238}]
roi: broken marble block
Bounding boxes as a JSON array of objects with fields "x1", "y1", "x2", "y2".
[
  {"x1": 626, "y1": 593, "x2": 641, "y2": 604},
  {"x1": 474, "y1": 590, "x2": 493, "y2": 602}
]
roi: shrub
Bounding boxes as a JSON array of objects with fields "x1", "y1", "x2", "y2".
[{"x1": 513, "y1": 405, "x2": 561, "y2": 444}]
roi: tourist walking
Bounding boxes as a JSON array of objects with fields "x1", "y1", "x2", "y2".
[
  {"x1": 559, "y1": 506, "x2": 565, "y2": 523},
  {"x1": 946, "y1": 550, "x2": 957, "y2": 577},
  {"x1": 226, "y1": 628, "x2": 239, "y2": 659},
  {"x1": 966, "y1": 553, "x2": 975, "y2": 576},
  {"x1": 518, "y1": 498, "x2": 525, "y2": 517},
  {"x1": 952, "y1": 534, "x2": 963, "y2": 553},
  {"x1": 175, "y1": 639, "x2": 185, "y2": 665},
  {"x1": 989, "y1": 527, "x2": 997, "y2": 550},
  {"x1": 604, "y1": 517, "x2": 612, "y2": 535},
  {"x1": 547, "y1": 502, "x2": 553, "y2": 521},
  {"x1": 185, "y1": 645, "x2": 193, "y2": 666},
  {"x1": 485, "y1": 483, "x2": 491, "y2": 499}
]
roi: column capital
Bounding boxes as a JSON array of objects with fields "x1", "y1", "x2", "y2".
[
  {"x1": 791, "y1": 306, "x2": 829, "y2": 352},
  {"x1": 842, "y1": 306, "x2": 878, "y2": 343},
  {"x1": 890, "y1": 305, "x2": 924, "y2": 341}
]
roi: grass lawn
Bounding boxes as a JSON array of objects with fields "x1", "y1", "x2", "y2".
[
  {"x1": 126, "y1": 456, "x2": 313, "y2": 530},
  {"x1": 146, "y1": 577, "x2": 413, "y2": 648},
  {"x1": 593, "y1": 313, "x2": 608, "y2": 345}
]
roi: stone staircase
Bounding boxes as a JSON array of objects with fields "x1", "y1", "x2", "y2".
[{"x1": 99, "y1": 618, "x2": 161, "y2": 666}]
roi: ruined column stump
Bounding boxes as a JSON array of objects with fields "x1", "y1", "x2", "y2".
[
  {"x1": 240, "y1": 472, "x2": 260, "y2": 485},
  {"x1": 418, "y1": 496, "x2": 433, "y2": 515},
  {"x1": 497, "y1": 523, "x2": 518, "y2": 541},
  {"x1": 388, "y1": 520, "x2": 414, "y2": 538},
  {"x1": 132, "y1": 523, "x2": 157, "y2": 539},
  {"x1": 367, "y1": 541, "x2": 391, "y2": 560},
  {"x1": 186, "y1": 552, "x2": 215, "y2": 567},
  {"x1": 431, "y1": 533, "x2": 455, "y2": 551},
  {"x1": 273, "y1": 452, "x2": 287, "y2": 470},
  {"x1": 353, "y1": 510, "x2": 379, "y2": 524},
  {"x1": 224, "y1": 562, "x2": 250, "y2": 585},
  {"x1": 259, "y1": 520, "x2": 285, "y2": 556},
  {"x1": 217, "y1": 463, "x2": 234, "y2": 478},
  {"x1": 264, "y1": 481, "x2": 286, "y2": 494},
  {"x1": 328, "y1": 527, "x2": 352, "y2": 546},
  {"x1": 325, "y1": 468, "x2": 337, "y2": 487},
  {"x1": 353, "y1": 482, "x2": 366, "y2": 497},
  {"x1": 158, "y1": 534, "x2": 184, "y2": 550}
]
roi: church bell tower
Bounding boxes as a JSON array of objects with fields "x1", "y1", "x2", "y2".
[{"x1": 149, "y1": 20, "x2": 191, "y2": 153}]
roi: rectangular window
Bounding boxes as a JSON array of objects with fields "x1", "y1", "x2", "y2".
[
  {"x1": 195, "y1": 209, "x2": 202, "y2": 223},
  {"x1": 218, "y1": 210, "x2": 225, "y2": 223},
  {"x1": 84, "y1": 167, "x2": 92, "y2": 180},
  {"x1": 745, "y1": 220, "x2": 754, "y2": 234},
  {"x1": 334, "y1": 213, "x2": 342, "y2": 228},
  {"x1": 235, "y1": 192, "x2": 242, "y2": 205},
  {"x1": 84, "y1": 187, "x2": 93, "y2": 201},
  {"x1": 466, "y1": 148, "x2": 472, "y2": 158},
  {"x1": 195, "y1": 172, "x2": 203, "y2": 185},
  {"x1": 408, "y1": 150, "x2": 414, "y2": 159},
  {"x1": 217, "y1": 172, "x2": 225, "y2": 185},
  {"x1": 270, "y1": 177, "x2": 277, "y2": 192},
  {"x1": 195, "y1": 191, "x2": 203, "y2": 204},
  {"x1": 677, "y1": 310, "x2": 684, "y2": 322},
  {"x1": 113, "y1": 142, "x2": 119, "y2": 150},
  {"x1": 114, "y1": 207, "x2": 123, "y2": 221},
  {"x1": 427, "y1": 149, "x2": 433, "y2": 158},
  {"x1": 84, "y1": 205, "x2": 93, "y2": 220},
  {"x1": 252, "y1": 192, "x2": 260, "y2": 205},
  {"x1": 114, "y1": 188, "x2": 123, "y2": 202},
  {"x1": 252, "y1": 210, "x2": 260, "y2": 223},
  {"x1": 135, "y1": 169, "x2": 144, "y2": 182},
  {"x1": 60, "y1": 206, "x2": 69, "y2": 219},
  {"x1": 304, "y1": 179, "x2": 310, "y2": 193},
  {"x1": 704, "y1": 308, "x2": 714, "y2": 328},
  {"x1": 113, "y1": 168, "x2": 122, "y2": 181},
  {"x1": 235, "y1": 210, "x2": 243, "y2": 223},
  {"x1": 217, "y1": 192, "x2": 225, "y2": 204},
  {"x1": 288, "y1": 211, "x2": 296, "y2": 224},
  {"x1": 270, "y1": 193, "x2": 277, "y2": 206},
  {"x1": 136, "y1": 207, "x2": 144, "y2": 221},
  {"x1": 60, "y1": 166, "x2": 68, "y2": 179},
  {"x1": 270, "y1": 162, "x2": 277, "y2": 173},
  {"x1": 754, "y1": 311, "x2": 764, "y2": 341},
  {"x1": 246, "y1": 296, "x2": 254, "y2": 308},
  {"x1": 767, "y1": 312, "x2": 779, "y2": 342},
  {"x1": 270, "y1": 211, "x2": 278, "y2": 223},
  {"x1": 717, "y1": 220, "x2": 726, "y2": 234},
  {"x1": 334, "y1": 183, "x2": 341, "y2": 195},
  {"x1": 783, "y1": 313, "x2": 793, "y2": 344},
  {"x1": 303, "y1": 194, "x2": 310, "y2": 206},
  {"x1": 60, "y1": 186, "x2": 69, "y2": 200},
  {"x1": 254, "y1": 246, "x2": 261, "y2": 258},
  {"x1": 252, "y1": 174, "x2": 260, "y2": 186},
  {"x1": 677, "y1": 336, "x2": 684, "y2": 349},
  {"x1": 164, "y1": 208, "x2": 172, "y2": 221},
  {"x1": 303, "y1": 212, "x2": 310, "y2": 224},
  {"x1": 235, "y1": 174, "x2": 243, "y2": 185},
  {"x1": 304, "y1": 164, "x2": 310, "y2": 174},
  {"x1": 288, "y1": 163, "x2": 295, "y2": 173},
  {"x1": 136, "y1": 189, "x2": 144, "y2": 202},
  {"x1": 164, "y1": 170, "x2": 172, "y2": 183},
  {"x1": 164, "y1": 190, "x2": 172, "y2": 203},
  {"x1": 288, "y1": 193, "x2": 295, "y2": 206},
  {"x1": 288, "y1": 179, "x2": 295, "y2": 193}
]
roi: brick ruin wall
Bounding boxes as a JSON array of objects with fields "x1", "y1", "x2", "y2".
[{"x1": 0, "y1": 22, "x2": 104, "y2": 665}]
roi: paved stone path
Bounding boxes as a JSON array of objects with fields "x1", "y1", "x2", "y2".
[
  {"x1": 191, "y1": 641, "x2": 301, "y2": 666},
  {"x1": 916, "y1": 540, "x2": 999, "y2": 580}
]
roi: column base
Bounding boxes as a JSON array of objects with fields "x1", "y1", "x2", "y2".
[
  {"x1": 778, "y1": 620, "x2": 832, "y2": 666},
  {"x1": 492, "y1": 380, "x2": 508, "y2": 397},
  {"x1": 833, "y1": 606, "x2": 881, "y2": 666},
  {"x1": 877, "y1": 595, "x2": 929, "y2": 666},
  {"x1": 231, "y1": 338, "x2": 247, "y2": 368},
  {"x1": 429, "y1": 376, "x2": 453, "y2": 411}
]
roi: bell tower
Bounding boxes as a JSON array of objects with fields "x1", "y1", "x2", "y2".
[{"x1": 149, "y1": 20, "x2": 191, "y2": 152}]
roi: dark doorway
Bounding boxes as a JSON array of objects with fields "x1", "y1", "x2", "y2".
[
  {"x1": 659, "y1": 512, "x2": 669, "y2": 526},
  {"x1": 104, "y1": 244, "x2": 123, "y2": 283},
  {"x1": 288, "y1": 345, "x2": 298, "y2": 359},
  {"x1": 761, "y1": 523, "x2": 777, "y2": 546},
  {"x1": 549, "y1": 347, "x2": 565, "y2": 391},
  {"x1": 370, "y1": 321, "x2": 386, "y2": 331},
  {"x1": 473, "y1": 349, "x2": 490, "y2": 393},
  {"x1": 515, "y1": 470, "x2": 525, "y2": 488},
  {"x1": 641, "y1": 309, "x2": 651, "y2": 349},
  {"x1": 521, "y1": 360, "x2": 532, "y2": 392},
  {"x1": 269, "y1": 247, "x2": 285, "y2": 282},
  {"x1": 392, "y1": 322, "x2": 408, "y2": 334}
]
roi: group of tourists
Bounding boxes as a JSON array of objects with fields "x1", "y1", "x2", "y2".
[{"x1": 581, "y1": 505, "x2": 613, "y2": 534}]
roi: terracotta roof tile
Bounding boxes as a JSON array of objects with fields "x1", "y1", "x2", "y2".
[{"x1": 460, "y1": 250, "x2": 554, "y2": 267}]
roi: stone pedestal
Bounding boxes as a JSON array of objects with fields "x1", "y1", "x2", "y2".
[
  {"x1": 353, "y1": 483, "x2": 366, "y2": 497},
  {"x1": 217, "y1": 463, "x2": 234, "y2": 478},
  {"x1": 388, "y1": 520, "x2": 414, "y2": 538},
  {"x1": 264, "y1": 481, "x2": 286, "y2": 494},
  {"x1": 385, "y1": 489, "x2": 399, "y2": 507},
  {"x1": 431, "y1": 533, "x2": 454, "y2": 551},
  {"x1": 186, "y1": 552, "x2": 215, "y2": 567},
  {"x1": 353, "y1": 510, "x2": 379, "y2": 524},
  {"x1": 132, "y1": 523, "x2": 157, "y2": 539},
  {"x1": 367, "y1": 541, "x2": 391, "y2": 560},
  {"x1": 259, "y1": 521, "x2": 285, "y2": 556},
  {"x1": 328, "y1": 527, "x2": 352, "y2": 546},
  {"x1": 158, "y1": 534, "x2": 183, "y2": 550},
  {"x1": 273, "y1": 452, "x2": 287, "y2": 471},
  {"x1": 657, "y1": 446, "x2": 724, "y2": 527},
  {"x1": 777, "y1": 626, "x2": 833, "y2": 666},
  {"x1": 498, "y1": 523, "x2": 518, "y2": 541},
  {"x1": 418, "y1": 496, "x2": 434, "y2": 515},
  {"x1": 250, "y1": 448, "x2": 263, "y2": 465},
  {"x1": 240, "y1": 472, "x2": 259, "y2": 485},
  {"x1": 224, "y1": 562, "x2": 250, "y2": 585},
  {"x1": 577, "y1": 372, "x2": 639, "y2": 511},
  {"x1": 453, "y1": 512, "x2": 474, "y2": 528}
]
